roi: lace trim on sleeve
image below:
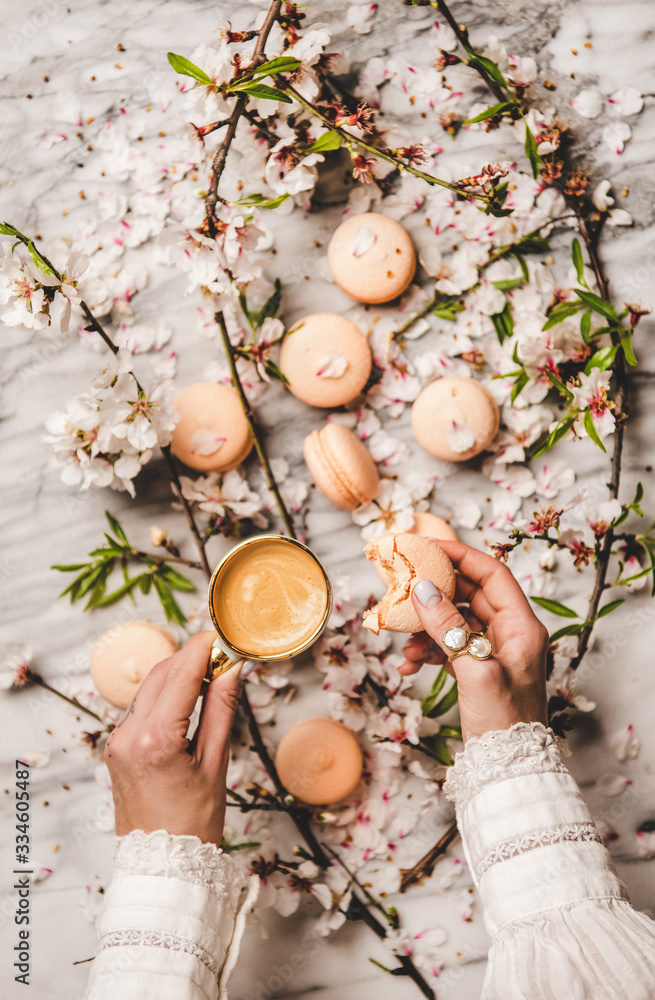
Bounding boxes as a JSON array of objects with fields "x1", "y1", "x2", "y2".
[
  {"x1": 113, "y1": 829, "x2": 242, "y2": 895},
  {"x1": 474, "y1": 821, "x2": 602, "y2": 879},
  {"x1": 443, "y1": 721, "x2": 567, "y2": 811},
  {"x1": 97, "y1": 929, "x2": 220, "y2": 976}
]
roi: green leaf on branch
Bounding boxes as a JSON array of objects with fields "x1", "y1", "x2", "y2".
[
  {"x1": 629, "y1": 481, "x2": 644, "y2": 517},
  {"x1": 545, "y1": 369, "x2": 574, "y2": 401},
  {"x1": 231, "y1": 82, "x2": 292, "y2": 103},
  {"x1": 419, "y1": 736, "x2": 453, "y2": 766},
  {"x1": 264, "y1": 360, "x2": 290, "y2": 385},
  {"x1": 511, "y1": 251, "x2": 530, "y2": 280},
  {"x1": 542, "y1": 301, "x2": 584, "y2": 331},
  {"x1": 580, "y1": 309, "x2": 592, "y2": 343},
  {"x1": 524, "y1": 123, "x2": 542, "y2": 179},
  {"x1": 585, "y1": 344, "x2": 618, "y2": 374},
  {"x1": 234, "y1": 192, "x2": 290, "y2": 210},
  {"x1": 437, "y1": 724, "x2": 462, "y2": 741},
  {"x1": 574, "y1": 288, "x2": 619, "y2": 323},
  {"x1": 583, "y1": 408, "x2": 606, "y2": 452},
  {"x1": 153, "y1": 576, "x2": 188, "y2": 627},
  {"x1": 105, "y1": 511, "x2": 130, "y2": 546},
  {"x1": 513, "y1": 234, "x2": 550, "y2": 255},
  {"x1": 250, "y1": 277, "x2": 282, "y2": 329},
  {"x1": 620, "y1": 330, "x2": 638, "y2": 366},
  {"x1": 597, "y1": 598, "x2": 625, "y2": 619},
  {"x1": 466, "y1": 52, "x2": 508, "y2": 90},
  {"x1": 462, "y1": 101, "x2": 513, "y2": 125},
  {"x1": 571, "y1": 238, "x2": 587, "y2": 288},
  {"x1": 426, "y1": 681, "x2": 459, "y2": 719},
  {"x1": 305, "y1": 130, "x2": 342, "y2": 153},
  {"x1": 492, "y1": 275, "x2": 525, "y2": 291},
  {"x1": 511, "y1": 369, "x2": 530, "y2": 404},
  {"x1": 167, "y1": 52, "x2": 213, "y2": 85},
  {"x1": 531, "y1": 597, "x2": 580, "y2": 618},
  {"x1": 420, "y1": 666, "x2": 448, "y2": 715},
  {"x1": 27, "y1": 243, "x2": 54, "y2": 275},
  {"x1": 550, "y1": 623, "x2": 586, "y2": 642},
  {"x1": 432, "y1": 295, "x2": 464, "y2": 321},
  {"x1": 531, "y1": 411, "x2": 577, "y2": 458},
  {"x1": 252, "y1": 56, "x2": 301, "y2": 77},
  {"x1": 490, "y1": 302, "x2": 514, "y2": 344}
]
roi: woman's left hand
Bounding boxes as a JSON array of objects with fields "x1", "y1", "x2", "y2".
[{"x1": 105, "y1": 631, "x2": 242, "y2": 847}]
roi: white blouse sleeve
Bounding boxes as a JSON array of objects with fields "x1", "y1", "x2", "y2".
[
  {"x1": 84, "y1": 829, "x2": 259, "y2": 1000},
  {"x1": 444, "y1": 722, "x2": 655, "y2": 1000}
]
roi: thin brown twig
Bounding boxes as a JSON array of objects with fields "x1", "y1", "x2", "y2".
[
  {"x1": 132, "y1": 549, "x2": 204, "y2": 571},
  {"x1": 215, "y1": 311, "x2": 297, "y2": 538},
  {"x1": 279, "y1": 82, "x2": 490, "y2": 206},
  {"x1": 400, "y1": 822, "x2": 460, "y2": 892},
  {"x1": 29, "y1": 673, "x2": 110, "y2": 728},
  {"x1": 161, "y1": 445, "x2": 212, "y2": 579},
  {"x1": 204, "y1": 0, "x2": 283, "y2": 226}
]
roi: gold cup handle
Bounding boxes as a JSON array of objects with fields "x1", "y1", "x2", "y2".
[{"x1": 210, "y1": 645, "x2": 244, "y2": 680}]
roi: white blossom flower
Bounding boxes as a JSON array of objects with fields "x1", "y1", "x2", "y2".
[
  {"x1": 347, "y1": 3, "x2": 378, "y2": 34},
  {"x1": 570, "y1": 369, "x2": 615, "y2": 440},
  {"x1": 592, "y1": 180, "x2": 614, "y2": 212},
  {"x1": 602, "y1": 121, "x2": 631, "y2": 155},
  {"x1": 608, "y1": 725, "x2": 640, "y2": 762},
  {"x1": 352, "y1": 480, "x2": 420, "y2": 541},
  {"x1": 608, "y1": 86, "x2": 643, "y2": 116},
  {"x1": 596, "y1": 773, "x2": 632, "y2": 797},
  {"x1": 0, "y1": 644, "x2": 33, "y2": 689},
  {"x1": 533, "y1": 460, "x2": 576, "y2": 499},
  {"x1": 570, "y1": 89, "x2": 604, "y2": 119},
  {"x1": 546, "y1": 661, "x2": 596, "y2": 713},
  {"x1": 179, "y1": 469, "x2": 265, "y2": 523}
]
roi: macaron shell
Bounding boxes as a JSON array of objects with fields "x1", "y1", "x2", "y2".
[
  {"x1": 90, "y1": 620, "x2": 179, "y2": 709},
  {"x1": 327, "y1": 212, "x2": 416, "y2": 304},
  {"x1": 362, "y1": 532, "x2": 456, "y2": 634},
  {"x1": 304, "y1": 423, "x2": 379, "y2": 511},
  {"x1": 171, "y1": 382, "x2": 253, "y2": 472},
  {"x1": 275, "y1": 717, "x2": 363, "y2": 805},
  {"x1": 279, "y1": 313, "x2": 372, "y2": 408},
  {"x1": 410, "y1": 511, "x2": 459, "y2": 542},
  {"x1": 411, "y1": 376, "x2": 500, "y2": 462},
  {"x1": 372, "y1": 513, "x2": 458, "y2": 581}
]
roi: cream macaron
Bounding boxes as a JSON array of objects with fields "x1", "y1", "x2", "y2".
[
  {"x1": 363, "y1": 532, "x2": 456, "y2": 634},
  {"x1": 279, "y1": 313, "x2": 372, "y2": 408},
  {"x1": 304, "y1": 423, "x2": 379, "y2": 511},
  {"x1": 411, "y1": 376, "x2": 499, "y2": 462},
  {"x1": 276, "y1": 717, "x2": 363, "y2": 805},
  {"x1": 90, "y1": 620, "x2": 179, "y2": 710},
  {"x1": 327, "y1": 212, "x2": 416, "y2": 304},
  {"x1": 171, "y1": 382, "x2": 252, "y2": 472}
]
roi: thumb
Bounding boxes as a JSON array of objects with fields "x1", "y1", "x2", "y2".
[
  {"x1": 194, "y1": 660, "x2": 245, "y2": 768},
  {"x1": 411, "y1": 580, "x2": 491, "y2": 671}
]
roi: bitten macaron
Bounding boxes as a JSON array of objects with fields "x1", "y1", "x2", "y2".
[
  {"x1": 363, "y1": 532, "x2": 456, "y2": 634},
  {"x1": 276, "y1": 717, "x2": 363, "y2": 805},
  {"x1": 411, "y1": 376, "x2": 499, "y2": 462},
  {"x1": 327, "y1": 212, "x2": 416, "y2": 303},
  {"x1": 279, "y1": 313, "x2": 372, "y2": 408},
  {"x1": 171, "y1": 382, "x2": 252, "y2": 472},
  {"x1": 90, "y1": 620, "x2": 179, "y2": 709},
  {"x1": 304, "y1": 423, "x2": 379, "y2": 511}
]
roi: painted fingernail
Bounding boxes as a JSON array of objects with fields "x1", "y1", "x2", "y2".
[
  {"x1": 239, "y1": 660, "x2": 258, "y2": 678},
  {"x1": 414, "y1": 580, "x2": 443, "y2": 608}
]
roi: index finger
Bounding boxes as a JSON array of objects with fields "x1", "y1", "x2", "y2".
[
  {"x1": 435, "y1": 540, "x2": 533, "y2": 616},
  {"x1": 149, "y1": 631, "x2": 215, "y2": 730}
]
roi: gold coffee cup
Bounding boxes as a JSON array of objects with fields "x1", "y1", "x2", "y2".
[{"x1": 207, "y1": 534, "x2": 332, "y2": 677}]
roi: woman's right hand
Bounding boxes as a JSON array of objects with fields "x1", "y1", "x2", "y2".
[{"x1": 399, "y1": 540, "x2": 548, "y2": 742}]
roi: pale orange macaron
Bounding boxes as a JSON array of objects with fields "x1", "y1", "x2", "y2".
[
  {"x1": 363, "y1": 532, "x2": 456, "y2": 635},
  {"x1": 409, "y1": 511, "x2": 458, "y2": 541},
  {"x1": 327, "y1": 212, "x2": 416, "y2": 303},
  {"x1": 171, "y1": 382, "x2": 252, "y2": 472},
  {"x1": 411, "y1": 376, "x2": 500, "y2": 462},
  {"x1": 276, "y1": 717, "x2": 363, "y2": 805},
  {"x1": 304, "y1": 423, "x2": 379, "y2": 511},
  {"x1": 279, "y1": 313, "x2": 372, "y2": 408},
  {"x1": 90, "y1": 620, "x2": 179, "y2": 710}
]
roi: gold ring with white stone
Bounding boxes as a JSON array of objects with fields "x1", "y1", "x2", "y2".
[{"x1": 442, "y1": 626, "x2": 493, "y2": 661}]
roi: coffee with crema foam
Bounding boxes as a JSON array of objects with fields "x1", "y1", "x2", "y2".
[{"x1": 211, "y1": 537, "x2": 329, "y2": 657}]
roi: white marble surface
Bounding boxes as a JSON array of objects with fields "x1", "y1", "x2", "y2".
[{"x1": 1, "y1": 2, "x2": 655, "y2": 999}]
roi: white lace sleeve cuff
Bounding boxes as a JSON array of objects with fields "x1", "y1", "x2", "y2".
[
  {"x1": 444, "y1": 723, "x2": 655, "y2": 999},
  {"x1": 443, "y1": 722, "x2": 622, "y2": 931},
  {"x1": 85, "y1": 830, "x2": 259, "y2": 1000}
]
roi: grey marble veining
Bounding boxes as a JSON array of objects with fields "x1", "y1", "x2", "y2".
[{"x1": 1, "y1": 2, "x2": 655, "y2": 999}]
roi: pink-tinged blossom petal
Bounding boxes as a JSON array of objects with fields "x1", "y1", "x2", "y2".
[
  {"x1": 609, "y1": 725, "x2": 640, "y2": 763},
  {"x1": 596, "y1": 773, "x2": 632, "y2": 797}
]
